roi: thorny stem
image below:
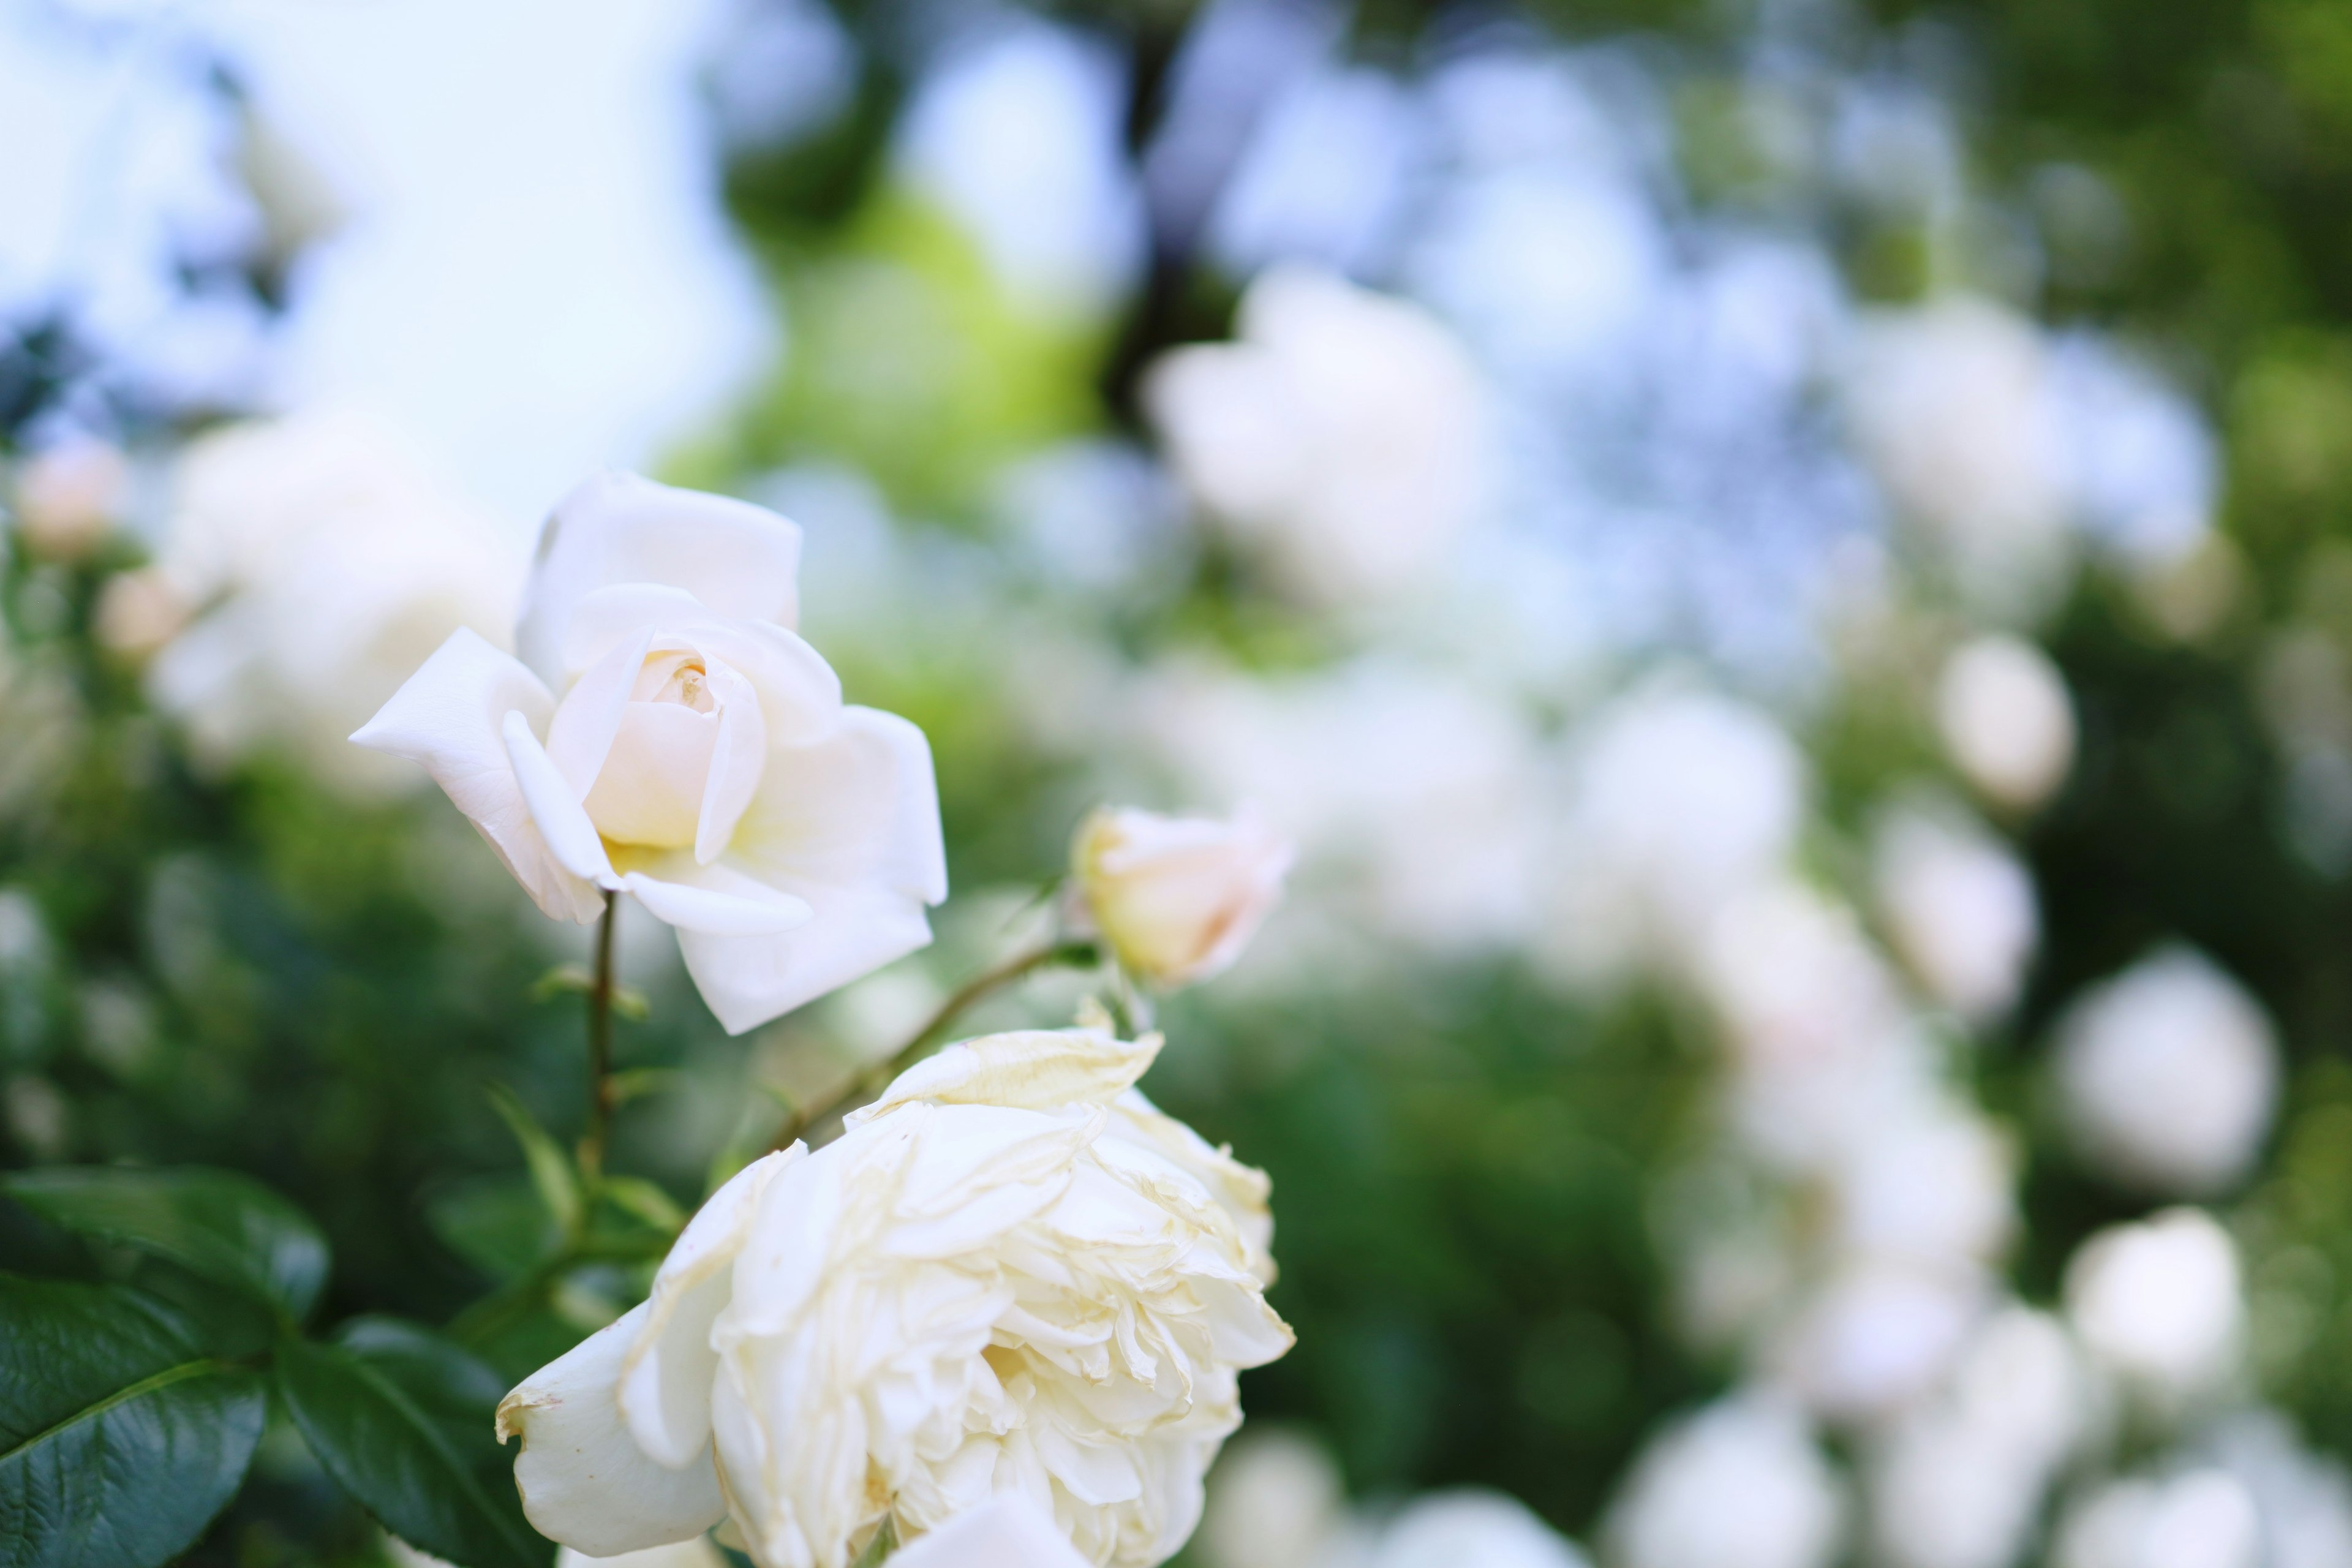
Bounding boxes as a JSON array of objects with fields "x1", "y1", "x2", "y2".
[
  {"x1": 580, "y1": 891, "x2": 619, "y2": 1178},
  {"x1": 769, "y1": 939, "x2": 1098, "y2": 1150}
]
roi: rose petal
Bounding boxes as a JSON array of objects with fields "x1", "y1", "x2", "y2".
[
  {"x1": 619, "y1": 859, "x2": 816, "y2": 936},
  {"x1": 350, "y1": 628, "x2": 603, "y2": 922},
  {"x1": 517, "y1": 473, "x2": 802, "y2": 687},
  {"x1": 620, "y1": 1148, "x2": 804, "y2": 1469},
  {"x1": 695, "y1": 660, "x2": 767, "y2": 865},
  {"x1": 496, "y1": 1302, "x2": 728, "y2": 1557},
  {"x1": 543, "y1": 627, "x2": 659, "y2": 797},
  {"x1": 856, "y1": 1030, "x2": 1159, "y2": 1122},
  {"x1": 891, "y1": 1494, "x2": 1093, "y2": 1568},
  {"x1": 507, "y1": 710, "x2": 619, "y2": 886}
]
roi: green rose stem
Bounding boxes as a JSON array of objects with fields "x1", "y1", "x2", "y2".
[
  {"x1": 767, "y1": 939, "x2": 1099, "y2": 1151},
  {"x1": 578, "y1": 890, "x2": 620, "y2": 1180}
]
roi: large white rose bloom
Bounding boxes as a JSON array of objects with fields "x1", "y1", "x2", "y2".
[
  {"x1": 354, "y1": 472, "x2": 946, "y2": 1033},
  {"x1": 496, "y1": 1027, "x2": 1292, "y2": 1568}
]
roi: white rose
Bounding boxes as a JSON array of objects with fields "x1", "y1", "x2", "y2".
[
  {"x1": 2064, "y1": 1208, "x2": 2242, "y2": 1404},
  {"x1": 354, "y1": 471, "x2": 946, "y2": 1033},
  {"x1": 496, "y1": 1027, "x2": 1292, "y2": 1568},
  {"x1": 1370, "y1": 1491, "x2": 1588, "y2": 1568},
  {"x1": 1073, "y1": 807, "x2": 1293, "y2": 989}
]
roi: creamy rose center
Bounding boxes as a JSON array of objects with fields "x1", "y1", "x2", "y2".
[{"x1": 581, "y1": 652, "x2": 725, "y2": 849}]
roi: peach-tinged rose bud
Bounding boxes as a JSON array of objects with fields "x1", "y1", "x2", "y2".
[
  {"x1": 1074, "y1": 806, "x2": 1293, "y2": 989},
  {"x1": 93, "y1": 567, "x2": 192, "y2": 662},
  {"x1": 11, "y1": 439, "x2": 127, "y2": 560}
]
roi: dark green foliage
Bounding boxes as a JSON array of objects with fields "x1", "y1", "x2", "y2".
[
  {"x1": 0, "y1": 1275, "x2": 266, "y2": 1568},
  {"x1": 276, "y1": 1321, "x2": 549, "y2": 1568}
]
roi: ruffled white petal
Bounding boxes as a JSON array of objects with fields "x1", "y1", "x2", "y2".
[
  {"x1": 496, "y1": 1302, "x2": 728, "y2": 1557},
  {"x1": 517, "y1": 473, "x2": 802, "y2": 687},
  {"x1": 620, "y1": 1148, "x2": 802, "y2": 1469},
  {"x1": 677, "y1": 883, "x2": 935, "y2": 1036},
  {"x1": 891, "y1": 1494, "x2": 1093, "y2": 1568},
  {"x1": 858, "y1": 1030, "x2": 1159, "y2": 1122},
  {"x1": 507, "y1": 710, "x2": 619, "y2": 886},
  {"x1": 349, "y1": 628, "x2": 603, "y2": 922}
]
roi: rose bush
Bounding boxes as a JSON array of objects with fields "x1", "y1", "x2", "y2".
[
  {"x1": 1072, "y1": 807, "x2": 1292, "y2": 990},
  {"x1": 355, "y1": 472, "x2": 946, "y2": 1031},
  {"x1": 496, "y1": 1025, "x2": 1292, "y2": 1568}
]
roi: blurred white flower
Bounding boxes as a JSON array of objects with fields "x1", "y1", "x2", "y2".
[
  {"x1": 2064, "y1": 1209, "x2": 2242, "y2": 1405},
  {"x1": 2054, "y1": 947, "x2": 2281, "y2": 1196},
  {"x1": 1372, "y1": 1490, "x2": 1588, "y2": 1568},
  {"x1": 1602, "y1": 1395, "x2": 1844, "y2": 1568},
  {"x1": 1827, "y1": 1101, "x2": 2014, "y2": 1270},
  {"x1": 2052, "y1": 1471, "x2": 2261, "y2": 1568},
  {"x1": 146, "y1": 412, "x2": 526, "y2": 797},
  {"x1": 93, "y1": 567, "x2": 190, "y2": 662},
  {"x1": 1864, "y1": 1307, "x2": 2092, "y2": 1568},
  {"x1": 497, "y1": 1028, "x2": 1291, "y2": 1568},
  {"x1": 1142, "y1": 660, "x2": 1550, "y2": 955},
  {"x1": 1200, "y1": 1430, "x2": 1352, "y2": 1568},
  {"x1": 9, "y1": 437, "x2": 127, "y2": 560},
  {"x1": 1074, "y1": 805, "x2": 1294, "y2": 989},
  {"x1": 1844, "y1": 298, "x2": 2073, "y2": 611},
  {"x1": 1871, "y1": 805, "x2": 2039, "y2": 1022},
  {"x1": 2206, "y1": 1410, "x2": 2352, "y2": 1568},
  {"x1": 1936, "y1": 636, "x2": 2078, "y2": 812},
  {"x1": 1552, "y1": 689, "x2": 1807, "y2": 986},
  {"x1": 1144, "y1": 265, "x2": 1491, "y2": 606},
  {"x1": 1768, "y1": 1264, "x2": 1984, "y2": 1423},
  {"x1": 355, "y1": 472, "x2": 946, "y2": 1033}
]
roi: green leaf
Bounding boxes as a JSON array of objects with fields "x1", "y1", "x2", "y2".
[
  {"x1": 605, "y1": 1066, "x2": 680, "y2": 1106},
  {"x1": 849, "y1": 1513, "x2": 899, "y2": 1568},
  {"x1": 596, "y1": 1175, "x2": 686, "y2": 1234},
  {"x1": 276, "y1": 1317, "x2": 549, "y2": 1568},
  {"x1": 486, "y1": 1085, "x2": 582, "y2": 1239},
  {"x1": 0, "y1": 1273, "x2": 266, "y2": 1568},
  {"x1": 2, "y1": 1166, "x2": 329, "y2": 1326}
]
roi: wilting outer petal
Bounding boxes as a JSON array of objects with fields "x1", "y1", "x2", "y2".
[
  {"x1": 620, "y1": 1148, "x2": 802, "y2": 1469},
  {"x1": 350, "y1": 628, "x2": 604, "y2": 922},
  {"x1": 676, "y1": 709, "x2": 949, "y2": 1034},
  {"x1": 892, "y1": 1494, "x2": 1093, "y2": 1568},
  {"x1": 518, "y1": 473, "x2": 802, "y2": 687},
  {"x1": 496, "y1": 1302, "x2": 728, "y2": 1556}
]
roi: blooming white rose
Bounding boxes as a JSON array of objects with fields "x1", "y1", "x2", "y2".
[
  {"x1": 354, "y1": 472, "x2": 946, "y2": 1033},
  {"x1": 1074, "y1": 807, "x2": 1293, "y2": 989},
  {"x1": 496, "y1": 1027, "x2": 1292, "y2": 1568},
  {"x1": 1870, "y1": 805, "x2": 2039, "y2": 1022}
]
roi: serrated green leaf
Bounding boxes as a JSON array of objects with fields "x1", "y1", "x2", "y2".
[
  {"x1": 2, "y1": 1166, "x2": 329, "y2": 1326},
  {"x1": 276, "y1": 1317, "x2": 548, "y2": 1568},
  {"x1": 485, "y1": 1085, "x2": 582, "y2": 1239},
  {"x1": 0, "y1": 1273, "x2": 266, "y2": 1568}
]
